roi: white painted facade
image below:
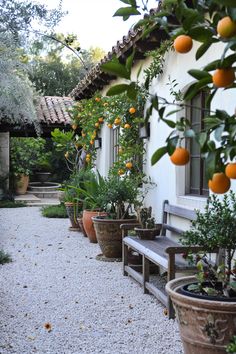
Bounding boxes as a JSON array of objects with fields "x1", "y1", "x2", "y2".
[{"x1": 94, "y1": 40, "x2": 236, "y2": 227}]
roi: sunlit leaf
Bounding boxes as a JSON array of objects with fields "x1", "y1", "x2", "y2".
[
  {"x1": 151, "y1": 146, "x2": 168, "y2": 165},
  {"x1": 106, "y1": 84, "x2": 129, "y2": 96}
]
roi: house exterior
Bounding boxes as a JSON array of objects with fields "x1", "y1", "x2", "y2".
[{"x1": 71, "y1": 21, "x2": 236, "y2": 227}]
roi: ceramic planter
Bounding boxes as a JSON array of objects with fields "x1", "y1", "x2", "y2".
[
  {"x1": 134, "y1": 223, "x2": 162, "y2": 240},
  {"x1": 92, "y1": 217, "x2": 138, "y2": 258},
  {"x1": 78, "y1": 217, "x2": 87, "y2": 237},
  {"x1": 15, "y1": 174, "x2": 29, "y2": 195},
  {"x1": 83, "y1": 210, "x2": 107, "y2": 243},
  {"x1": 166, "y1": 276, "x2": 236, "y2": 354}
]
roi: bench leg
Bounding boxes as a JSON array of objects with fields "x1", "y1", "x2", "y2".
[
  {"x1": 143, "y1": 255, "x2": 150, "y2": 294},
  {"x1": 167, "y1": 254, "x2": 175, "y2": 319},
  {"x1": 123, "y1": 242, "x2": 128, "y2": 276}
]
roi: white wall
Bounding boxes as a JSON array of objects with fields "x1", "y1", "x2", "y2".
[{"x1": 95, "y1": 41, "x2": 236, "y2": 225}]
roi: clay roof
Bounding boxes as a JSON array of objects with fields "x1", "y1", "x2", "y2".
[
  {"x1": 70, "y1": 7, "x2": 166, "y2": 100},
  {"x1": 36, "y1": 96, "x2": 73, "y2": 125}
]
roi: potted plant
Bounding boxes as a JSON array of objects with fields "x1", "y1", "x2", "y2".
[
  {"x1": 92, "y1": 175, "x2": 141, "y2": 259},
  {"x1": 69, "y1": 170, "x2": 107, "y2": 242},
  {"x1": 134, "y1": 206, "x2": 162, "y2": 240},
  {"x1": 166, "y1": 191, "x2": 236, "y2": 354}
]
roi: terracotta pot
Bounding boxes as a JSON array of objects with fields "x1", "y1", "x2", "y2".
[
  {"x1": 92, "y1": 217, "x2": 138, "y2": 258},
  {"x1": 83, "y1": 210, "x2": 107, "y2": 243},
  {"x1": 65, "y1": 202, "x2": 80, "y2": 230},
  {"x1": 134, "y1": 223, "x2": 162, "y2": 240},
  {"x1": 15, "y1": 174, "x2": 29, "y2": 195},
  {"x1": 166, "y1": 276, "x2": 236, "y2": 354},
  {"x1": 78, "y1": 218, "x2": 87, "y2": 237}
]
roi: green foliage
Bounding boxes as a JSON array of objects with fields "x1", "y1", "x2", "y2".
[
  {"x1": 41, "y1": 204, "x2": 68, "y2": 218},
  {"x1": 182, "y1": 191, "x2": 236, "y2": 281},
  {"x1": 0, "y1": 200, "x2": 26, "y2": 208},
  {"x1": 0, "y1": 249, "x2": 12, "y2": 264},
  {"x1": 227, "y1": 336, "x2": 236, "y2": 353},
  {"x1": 10, "y1": 137, "x2": 46, "y2": 176}
]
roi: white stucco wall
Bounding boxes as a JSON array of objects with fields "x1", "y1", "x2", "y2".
[{"x1": 95, "y1": 40, "x2": 236, "y2": 227}]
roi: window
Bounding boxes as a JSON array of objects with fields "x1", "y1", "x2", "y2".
[
  {"x1": 185, "y1": 92, "x2": 209, "y2": 196},
  {"x1": 110, "y1": 127, "x2": 119, "y2": 166}
]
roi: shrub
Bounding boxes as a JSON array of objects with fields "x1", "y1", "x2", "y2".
[
  {"x1": 0, "y1": 250, "x2": 12, "y2": 264},
  {"x1": 41, "y1": 204, "x2": 68, "y2": 218}
]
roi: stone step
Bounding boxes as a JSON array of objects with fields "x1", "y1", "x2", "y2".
[
  {"x1": 15, "y1": 194, "x2": 41, "y2": 203},
  {"x1": 26, "y1": 199, "x2": 61, "y2": 207},
  {"x1": 26, "y1": 190, "x2": 61, "y2": 199}
]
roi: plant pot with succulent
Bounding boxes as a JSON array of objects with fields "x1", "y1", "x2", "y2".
[
  {"x1": 92, "y1": 175, "x2": 142, "y2": 259},
  {"x1": 165, "y1": 191, "x2": 236, "y2": 354},
  {"x1": 134, "y1": 206, "x2": 162, "y2": 240}
]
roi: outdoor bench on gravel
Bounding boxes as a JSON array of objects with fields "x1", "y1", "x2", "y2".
[{"x1": 121, "y1": 200, "x2": 220, "y2": 319}]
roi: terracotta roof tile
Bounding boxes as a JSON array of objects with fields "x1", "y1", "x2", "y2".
[{"x1": 36, "y1": 96, "x2": 74, "y2": 125}]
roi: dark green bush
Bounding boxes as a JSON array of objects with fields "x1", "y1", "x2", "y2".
[
  {"x1": 0, "y1": 200, "x2": 26, "y2": 208},
  {"x1": 0, "y1": 250, "x2": 12, "y2": 264},
  {"x1": 41, "y1": 204, "x2": 68, "y2": 218}
]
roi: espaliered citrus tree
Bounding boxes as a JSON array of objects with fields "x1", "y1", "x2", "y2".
[{"x1": 106, "y1": 0, "x2": 236, "y2": 194}]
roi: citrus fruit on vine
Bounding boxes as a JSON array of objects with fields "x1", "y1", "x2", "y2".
[
  {"x1": 114, "y1": 117, "x2": 121, "y2": 125},
  {"x1": 173, "y1": 35, "x2": 193, "y2": 54},
  {"x1": 217, "y1": 16, "x2": 236, "y2": 38},
  {"x1": 98, "y1": 117, "x2": 104, "y2": 123},
  {"x1": 126, "y1": 162, "x2": 133, "y2": 169},
  {"x1": 124, "y1": 123, "x2": 131, "y2": 129},
  {"x1": 208, "y1": 172, "x2": 230, "y2": 194},
  {"x1": 95, "y1": 122, "x2": 100, "y2": 128},
  {"x1": 107, "y1": 123, "x2": 113, "y2": 128},
  {"x1": 118, "y1": 169, "x2": 125, "y2": 175},
  {"x1": 170, "y1": 147, "x2": 190, "y2": 165},
  {"x1": 129, "y1": 107, "x2": 136, "y2": 114},
  {"x1": 212, "y1": 68, "x2": 235, "y2": 88},
  {"x1": 225, "y1": 163, "x2": 236, "y2": 179},
  {"x1": 71, "y1": 124, "x2": 77, "y2": 130}
]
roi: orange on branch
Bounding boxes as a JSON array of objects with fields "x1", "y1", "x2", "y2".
[
  {"x1": 212, "y1": 68, "x2": 235, "y2": 88},
  {"x1": 98, "y1": 117, "x2": 104, "y2": 123},
  {"x1": 118, "y1": 169, "x2": 125, "y2": 176},
  {"x1": 90, "y1": 140, "x2": 94, "y2": 145},
  {"x1": 95, "y1": 122, "x2": 100, "y2": 128},
  {"x1": 170, "y1": 147, "x2": 190, "y2": 166},
  {"x1": 71, "y1": 124, "x2": 77, "y2": 130},
  {"x1": 173, "y1": 35, "x2": 193, "y2": 54},
  {"x1": 114, "y1": 117, "x2": 121, "y2": 125},
  {"x1": 129, "y1": 107, "x2": 136, "y2": 114},
  {"x1": 124, "y1": 123, "x2": 131, "y2": 129},
  {"x1": 107, "y1": 123, "x2": 113, "y2": 129},
  {"x1": 95, "y1": 97, "x2": 101, "y2": 102},
  {"x1": 225, "y1": 163, "x2": 236, "y2": 179},
  {"x1": 208, "y1": 172, "x2": 230, "y2": 194},
  {"x1": 217, "y1": 16, "x2": 236, "y2": 38},
  {"x1": 125, "y1": 161, "x2": 133, "y2": 169}
]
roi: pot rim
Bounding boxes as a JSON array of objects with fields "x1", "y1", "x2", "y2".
[{"x1": 92, "y1": 216, "x2": 137, "y2": 223}]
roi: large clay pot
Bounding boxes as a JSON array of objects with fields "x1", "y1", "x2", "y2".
[
  {"x1": 166, "y1": 276, "x2": 236, "y2": 354},
  {"x1": 15, "y1": 174, "x2": 29, "y2": 195},
  {"x1": 83, "y1": 210, "x2": 107, "y2": 243},
  {"x1": 92, "y1": 217, "x2": 138, "y2": 258}
]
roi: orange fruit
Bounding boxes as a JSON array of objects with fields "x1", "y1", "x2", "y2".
[
  {"x1": 95, "y1": 122, "x2": 100, "y2": 128},
  {"x1": 86, "y1": 157, "x2": 91, "y2": 163},
  {"x1": 114, "y1": 117, "x2": 121, "y2": 125},
  {"x1": 129, "y1": 107, "x2": 136, "y2": 114},
  {"x1": 212, "y1": 68, "x2": 235, "y2": 88},
  {"x1": 64, "y1": 151, "x2": 69, "y2": 159},
  {"x1": 124, "y1": 123, "x2": 131, "y2": 129},
  {"x1": 208, "y1": 172, "x2": 230, "y2": 194},
  {"x1": 170, "y1": 147, "x2": 190, "y2": 165},
  {"x1": 95, "y1": 97, "x2": 101, "y2": 102},
  {"x1": 126, "y1": 161, "x2": 133, "y2": 169},
  {"x1": 225, "y1": 163, "x2": 236, "y2": 179},
  {"x1": 98, "y1": 117, "x2": 104, "y2": 123},
  {"x1": 90, "y1": 140, "x2": 94, "y2": 145},
  {"x1": 86, "y1": 154, "x2": 91, "y2": 158},
  {"x1": 217, "y1": 16, "x2": 236, "y2": 38},
  {"x1": 118, "y1": 147, "x2": 123, "y2": 154},
  {"x1": 107, "y1": 123, "x2": 113, "y2": 128},
  {"x1": 174, "y1": 35, "x2": 193, "y2": 54},
  {"x1": 118, "y1": 169, "x2": 125, "y2": 175},
  {"x1": 82, "y1": 132, "x2": 86, "y2": 137},
  {"x1": 71, "y1": 124, "x2": 77, "y2": 130}
]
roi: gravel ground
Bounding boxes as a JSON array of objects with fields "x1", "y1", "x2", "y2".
[{"x1": 0, "y1": 207, "x2": 183, "y2": 354}]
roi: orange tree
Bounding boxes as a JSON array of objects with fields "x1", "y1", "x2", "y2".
[
  {"x1": 105, "y1": 0, "x2": 236, "y2": 193},
  {"x1": 70, "y1": 92, "x2": 146, "y2": 180}
]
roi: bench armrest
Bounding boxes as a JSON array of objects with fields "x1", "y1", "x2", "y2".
[{"x1": 165, "y1": 245, "x2": 219, "y2": 254}]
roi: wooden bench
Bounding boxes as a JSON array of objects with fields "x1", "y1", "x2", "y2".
[{"x1": 121, "y1": 200, "x2": 220, "y2": 319}]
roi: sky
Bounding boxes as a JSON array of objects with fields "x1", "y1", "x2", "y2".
[{"x1": 39, "y1": 0, "x2": 157, "y2": 52}]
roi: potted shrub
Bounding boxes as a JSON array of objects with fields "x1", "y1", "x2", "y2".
[
  {"x1": 166, "y1": 191, "x2": 236, "y2": 354},
  {"x1": 134, "y1": 206, "x2": 162, "y2": 240},
  {"x1": 92, "y1": 175, "x2": 141, "y2": 259}
]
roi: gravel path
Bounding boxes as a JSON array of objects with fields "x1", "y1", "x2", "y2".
[{"x1": 0, "y1": 207, "x2": 183, "y2": 354}]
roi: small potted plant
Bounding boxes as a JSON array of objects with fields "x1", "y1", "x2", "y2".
[
  {"x1": 166, "y1": 191, "x2": 236, "y2": 354},
  {"x1": 134, "y1": 206, "x2": 162, "y2": 240}
]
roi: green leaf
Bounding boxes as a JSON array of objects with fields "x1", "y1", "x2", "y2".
[
  {"x1": 213, "y1": 0, "x2": 236, "y2": 6},
  {"x1": 126, "y1": 51, "x2": 135, "y2": 76},
  {"x1": 196, "y1": 132, "x2": 207, "y2": 148},
  {"x1": 151, "y1": 146, "x2": 168, "y2": 165},
  {"x1": 167, "y1": 136, "x2": 179, "y2": 155},
  {"x1": 204, "y1": 117, "x2": 222, "y2": 129},
  {"x1": 205, "y1": 151, "x2": 216, "y2": 180},
  {"x1": 101, "y1": 58, "x2": 130, "y2": 79},
  {"x1": 106, "y1": 84, "x2": 129, "y2": 96},
  {"x1": 207, "y1": 140, "x2": 216, "y2": 151},
  {"x1": 184, "y1": 77, "x2": 212, "y2": 101},
  {"x1": 184, "y1": 129, "x2": 195, "y2": 138},
  {"x1": 188, "y1": 69, "x2": 211, "y2": 80},
  {"x1": 182, "y1": 8, "x2": 202, "y2": 30},
  {"x1": 215, "y1": 109, "x2": 230, "y2": 120},
  {"x1": 127, "y1": 82, "x2": 138, "y2": 100},
  {"x1": 151, "y1": 95, "x2": 159, "y2": 111},
  {"x1": 166, "y1": 108, "x2": 183, "y2": 117},
  {"x1": 228, "y1": 8, "x2": 236, "y2": 20},
  {"x1": 113, "y1": 6, "x2": 140, "y2": 18},
  {"x1": 189, "y1": 26, "x2": 213, "y2": 42},
  {"x1": 196, "y1": 40, "x2": 214, "y2": 60},
  {"x1": 159, "y1": 107, "x2": 165, "y2": 119},
  {"x1": 161, "y1": 117, "x2": 176, "y2": 128},
  {"x1": 214, "y1": 124, "x2": 225, "y2": 141}
]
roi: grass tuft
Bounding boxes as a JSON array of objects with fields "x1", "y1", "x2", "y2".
[
  {"x1": 0, "y1": 200, "x2": 26, "y2": 208},
  {"x1": 0, "y1": 250, "x2": 12, "y2": 264},
  {"x1": 41, "y1": 204, "x2": 68, "y2": 218}
]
